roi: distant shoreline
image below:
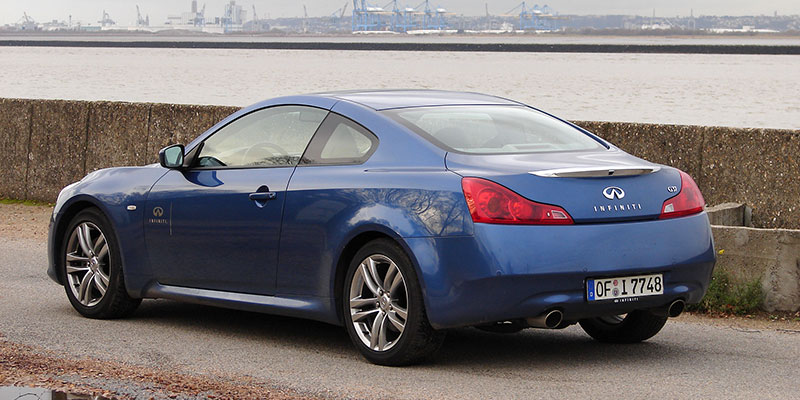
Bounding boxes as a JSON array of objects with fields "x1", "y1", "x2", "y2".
[{"x1": 2, "y1": 39, "x2": 799, "y2": 54}]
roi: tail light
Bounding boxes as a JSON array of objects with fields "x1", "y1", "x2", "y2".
[
  {"x1": 461, "y1": 177, "x2": 573, "y2": 225},
  {"x1": 659, "y1": 170, "x2": 705, "y2": 219}
]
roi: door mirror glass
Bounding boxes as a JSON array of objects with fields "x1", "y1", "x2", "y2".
[{"x1": 159, "y1": 144, "x2": 185, "y2": 169}]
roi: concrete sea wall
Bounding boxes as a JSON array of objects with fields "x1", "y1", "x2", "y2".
[
  {"x1": 575, "y1": 121, "x2": 800, "y2": 229},
  {"x1": 711, "y1": 226, "x2": 800, "y2": 312},
  {"x1": 4, "y1": 98, "x2": 796, "y2": 228},
  {"x1": 0, "y1": 98, "x2": 238, "y2": 201},
  {"x1": 0, "y1": 99, "x2": 800, "y2": 228},
  {"x1": 1, "y1": 97, "x2": 799, "y2": 311},
  {"x1": 0, "y1": 99, "x2": 795, "y2": 224}
]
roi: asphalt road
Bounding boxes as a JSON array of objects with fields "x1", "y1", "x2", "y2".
[{"x1": 2, "y1": 236, "x2": 799, "y2": 399}]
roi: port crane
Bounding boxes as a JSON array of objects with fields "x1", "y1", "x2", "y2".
[
  {"x1": 135, "y1": 5, "x2": 149, "y2": 27},
  {"x1": 194, "y1": 3, "x2": 206, "y2": 26},
  {"x1": 18, "y1": 12, "x2": 34, "y2": 24},
  {"x1": 415, "y1": 0, "x2": 450, "y2": 30},
  {"x1": 249, "y1": 5, "x2": 271, "y2": 32},
  {"x1": 98, "y1": 10, "x2": 115, "y2": 27},
  {"x1": 482, "y1": 2, "x2": 504, "y2": 30},
  {"x1": 504, "y1": 2, "x2": 562, "y2": 31},
  {"x1": 390, "y1": 0, "x2": 417, "y2": 32},
  {"x1": 329, "y1": 2, "x2": 349, "y2": 21},
  {"x1": 352, "y1": 0, "x2": 391, "y2": 32},
  {"x1": 17, "y1": 12, "x2": 37, "y2": 30},
  {"x1": 352, "y1": 0, "x2": 449, "y2": 32},
  {"x1": 222, "y1": 2, "x2": 237, "y2": 32},
  {"x1": 303, "y1": 5, "x2": 309, "y2": 33}
]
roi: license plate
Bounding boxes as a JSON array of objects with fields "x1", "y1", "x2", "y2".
[{"x1": 586, "y1": 274, "x2": 663, "y2": 301}]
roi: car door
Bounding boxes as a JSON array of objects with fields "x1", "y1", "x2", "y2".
[
  {"x1": 144, "y1": 105, "x2": 329, "y2": 295},
  {"x1": 277, "y1": 113, "x2": 380, "y2": 296}
]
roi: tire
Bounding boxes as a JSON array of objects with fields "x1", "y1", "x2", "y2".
[
  {"x1": 579, "y1": 311, "x2": 668, "y2": 343},
  {"x1": 342, "y1": 238, "x2": 445, "y2": 366},
  {"x1": 60, "y1": 207, "x2": 141, "y2": 319}
]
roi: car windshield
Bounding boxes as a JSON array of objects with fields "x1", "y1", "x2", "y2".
[{"x1": 385, "y1": 106, "x2": 604, "y2": 154}]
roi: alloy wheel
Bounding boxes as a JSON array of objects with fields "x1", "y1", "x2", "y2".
[
  {"x1": 348, "y1": 254, "x2": 409, "y2": 352},
  {"x1": 64, "y1": 222, "x2": 111, "y2": 307}
]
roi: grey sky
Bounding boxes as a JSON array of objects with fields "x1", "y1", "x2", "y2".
[{"x1": 3, "y1": 1, "x2": 799, "y2": 26}]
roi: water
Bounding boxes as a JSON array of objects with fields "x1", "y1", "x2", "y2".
[{"x1": 0, "y1": 46, "x2": 798, "y2": 129}]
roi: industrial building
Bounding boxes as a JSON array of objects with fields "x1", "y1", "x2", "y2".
[{"x1": 4, "y1": 1, "x2": 797, "y2": 35}]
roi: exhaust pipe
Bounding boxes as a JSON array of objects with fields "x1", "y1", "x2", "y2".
[
  {"x1": 526, "y1": 310, "x2": 563, "y2": 329},
  {"x1": 667, "y1": 299, "x2": 685, "y2": 318},
  {"x1": 651, "y1": 299, "x2": 685, "y2": 318}
]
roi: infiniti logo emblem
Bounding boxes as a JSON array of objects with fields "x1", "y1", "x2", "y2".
[{"x1": 602, "y1": 186, "x2": 625, "y2": 200}]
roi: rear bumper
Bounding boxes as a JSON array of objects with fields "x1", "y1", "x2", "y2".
[{"x1": 408, "y1": 212, "x2": 715, "y2": 329}]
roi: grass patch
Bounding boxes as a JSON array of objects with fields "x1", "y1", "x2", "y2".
[
  {"x1": 687, "y1": 268, "x2": 764, "y2": 315},
  {"x1": 0, "y1": 198, "x2": 53, "y2": 207}
]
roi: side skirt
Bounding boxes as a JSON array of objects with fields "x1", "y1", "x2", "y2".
[{"x1": 143, "y1": 283, "x2": 341, "y2": 326}]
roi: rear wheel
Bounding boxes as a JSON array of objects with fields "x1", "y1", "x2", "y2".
[
  {"x1": 61, "y1": 208, "x2": 141, "y2": 319},
  {"x1": 342, "y1": 239, "x2": 445, "y2": 366},
  {"x1": 579, "y1": 311, "x2": 668, "y2": 343}
]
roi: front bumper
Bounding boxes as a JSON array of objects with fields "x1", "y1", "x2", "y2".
[
  {"x1": 46, "y1": 212, "x2": 61, "y2": 284},
  {"x1": 407, "y1": 212, "x2": 716, "y2": 329}
]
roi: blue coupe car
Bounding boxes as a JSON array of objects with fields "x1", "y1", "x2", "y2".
[{"x1": 48, "y1": 90, "x2": 715, "y2": 365}]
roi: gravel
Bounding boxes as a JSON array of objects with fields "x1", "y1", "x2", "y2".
[{"x1": 0, "y1": 203, "x2": 53, "y2": 241}]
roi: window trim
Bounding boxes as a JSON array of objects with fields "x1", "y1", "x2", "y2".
[
  {"x1": 186, "y1": 104, "x2": 330, "y2": 171},
  {"x1": 298, "y1": 112, "x2": 379, "y2": 167}
]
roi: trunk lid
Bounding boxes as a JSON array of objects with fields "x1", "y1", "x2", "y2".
[{"x1": 446, "y1": 149, "x2": 682, "y2": 223}]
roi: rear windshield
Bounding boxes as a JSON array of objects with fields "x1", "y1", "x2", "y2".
[{"x1": 384, "y1": 106, "x2": 604, "y2": 154}]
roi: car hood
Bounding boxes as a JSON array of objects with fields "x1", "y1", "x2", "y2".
[{"x1": 445, "y1": 149, "x2": 683, "y2": 223}]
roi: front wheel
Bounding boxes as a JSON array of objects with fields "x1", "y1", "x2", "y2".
[
  {"x1": 61, "y1": 208, "x2": 141, "y2": 319},
  {"x1": 579, "y1": 311, "x2": 668, "y2": 343},
  {"x1": 342, "y1": 239, "x2": 445, "y2": 366}
]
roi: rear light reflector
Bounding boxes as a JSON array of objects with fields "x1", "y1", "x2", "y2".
[
  {"x1": 659, "y1": 170, "x2": 705, "y2": 219},
  {"x1": 461, "y1": 177, "x2": 573, "y2": 225}
]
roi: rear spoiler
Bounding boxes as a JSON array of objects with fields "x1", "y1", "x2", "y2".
[{"x1": 529, "y1": 165, "x2": 661, "y2": 178}]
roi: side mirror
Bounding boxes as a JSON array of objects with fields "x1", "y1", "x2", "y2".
[{"x1": 158, "y1": 144, "x2": 185, "y2": 169}]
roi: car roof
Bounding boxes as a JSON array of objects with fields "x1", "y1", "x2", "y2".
[{"x1": 314, "y1": 89, "x2": 521, "y2": 111}]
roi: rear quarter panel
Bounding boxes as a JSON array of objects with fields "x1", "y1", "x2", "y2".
[{"x1": 279, "y1": 166, "x2": 472, "y2": 297}]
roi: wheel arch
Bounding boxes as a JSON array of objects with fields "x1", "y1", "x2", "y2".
[
  {"x1": 50, "y1": 197, "x2": 119, "y2": 285},
  {"x1": 331, "y1": 228, "x2": 428, "y2": 325}
]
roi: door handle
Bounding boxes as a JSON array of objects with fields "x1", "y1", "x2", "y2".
[
  {"x1": 249, "y1": 191, "x2": 276, "y2": 201},
  {"x1": 250, "y1": 185, "x2": 277, "y2": 204}
]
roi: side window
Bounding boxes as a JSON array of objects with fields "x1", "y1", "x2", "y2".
[
  {"x1": 300, "y1": 114, "x2": 378, "y2": 165},
  {"x1": 195, "y1": 106, "x2": 328, "y2": 168}
]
